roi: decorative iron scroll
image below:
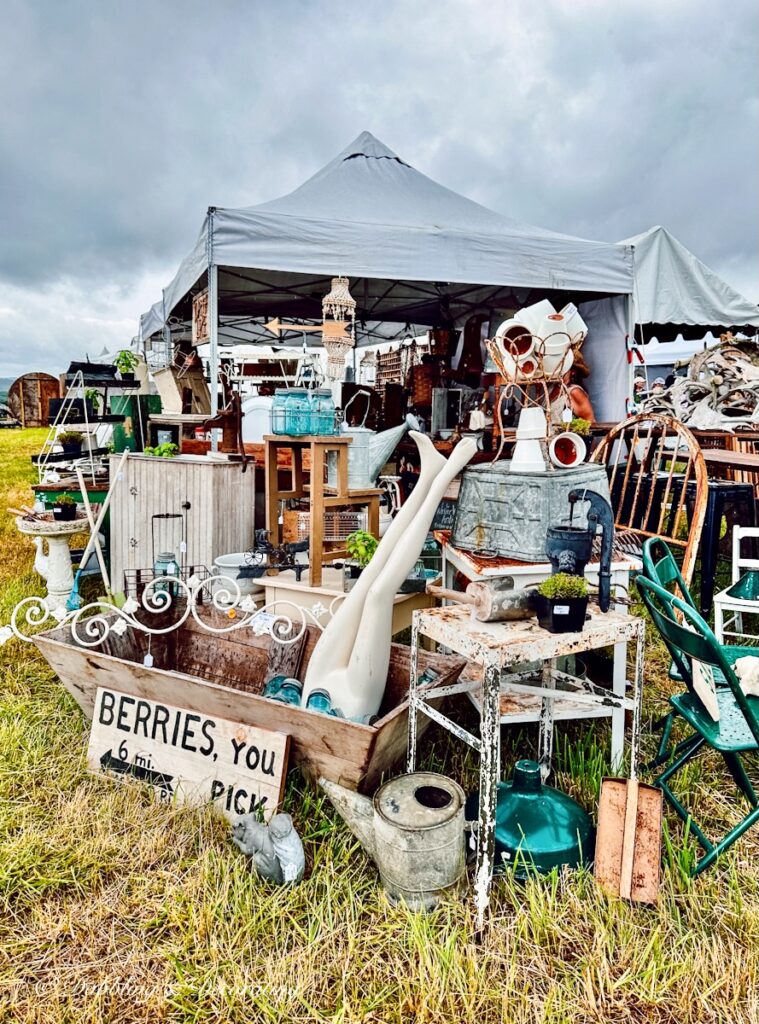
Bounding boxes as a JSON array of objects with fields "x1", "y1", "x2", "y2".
[{"x1": 0, "y1": 574, "x2": 344, "y2": 650}]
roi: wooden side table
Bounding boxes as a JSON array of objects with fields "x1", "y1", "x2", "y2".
[
  {"x1": 264, "y1": 435, "x2": 381, "y2": 587},
  {"x1": 407, "y1": 603, "x2": 645, "y2": 930}
]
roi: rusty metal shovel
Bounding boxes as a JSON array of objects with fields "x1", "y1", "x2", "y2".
[{"x1": 595, "y1": 777, "x2": 663, "y2": 903}]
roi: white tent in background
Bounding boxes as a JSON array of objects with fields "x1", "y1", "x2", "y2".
[
  {"x1": 621, "y1": 226, "x2": 759, "y2": 339},
  {"x1": 138, "y1": 131, "x2": 635, "y2": 420}
]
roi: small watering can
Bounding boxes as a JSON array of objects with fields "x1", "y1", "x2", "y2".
[
  {"x1": 320, "y1": 772, "x2": 466, "y2": 909},
  {"x1": 327, "y1": 390, "x2": 413, "y2": 489}
]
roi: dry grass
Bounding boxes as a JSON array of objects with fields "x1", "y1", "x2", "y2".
[{"x1": 1, "y1": 428, "x2": 759, "y2": 1022}]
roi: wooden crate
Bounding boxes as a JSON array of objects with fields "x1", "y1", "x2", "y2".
[{"x1": 34, "y1": 615, "x2": 465, "y2": 793}]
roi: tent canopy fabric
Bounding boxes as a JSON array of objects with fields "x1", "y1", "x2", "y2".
[
  {"x1": 620, "y1": 225, "x2": 759, "y2": 338},
  {"x1": 139, "y1": 131, "x2": 633, "y2": 341}
]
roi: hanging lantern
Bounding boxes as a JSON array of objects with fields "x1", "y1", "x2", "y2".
[{"x1": 322, "y1": 276, "x2": 356, "y2": 380}]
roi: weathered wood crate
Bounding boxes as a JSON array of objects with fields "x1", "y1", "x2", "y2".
[{"x1": 34, "y1": 612, "x2": 464, "y2": 793}]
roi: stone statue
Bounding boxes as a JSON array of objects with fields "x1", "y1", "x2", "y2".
[{"x1": 231, "y1": 812, "x2": 305, "y2": 884}]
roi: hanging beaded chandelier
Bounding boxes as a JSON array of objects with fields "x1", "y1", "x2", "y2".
[{"x1": 322, "y1": 276, "x2": 356, "y2": 380}]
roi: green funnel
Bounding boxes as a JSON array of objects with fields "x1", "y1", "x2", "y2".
[{"x1": 476, "y1": 760, "x2": 595, "y2": 877}]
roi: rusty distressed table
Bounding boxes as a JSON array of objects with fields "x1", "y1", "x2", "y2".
[
  {"x1": 439, "y1": 537, "x2": 637, "y2": 767},
  {"x1": 407, "y1": 604, "x2": 645, "y2": 929}
]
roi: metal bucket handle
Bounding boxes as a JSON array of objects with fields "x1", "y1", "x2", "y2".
[{"x1": 342, "y1": 389, "x2": 373, "y2": 428}]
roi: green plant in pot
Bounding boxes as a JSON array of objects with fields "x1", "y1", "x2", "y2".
[
  {"x1": 114, "y1": 349, "x2": 139, "y2": 382},
  {"x1": 84, "y1": 387, "x2": 102, "y2": 413},
  {"x1": 144, "y1": 442, "x2": 178, "y2": 458},
  {"x1": 52, "y1": 494, "x2": 78, "y2": 522},
  {"x1": 535, "y1": 572, "x2": 589, "y2": 633},
  {"x1": 344, "y1": 530, "x2": 378, "y2": 589},
  {"x1": 564, "y1": 417, "x2": 590, "y2": 437},
  {"x1": 57, "y1": 430, "x2": 85, "y2": 455}
]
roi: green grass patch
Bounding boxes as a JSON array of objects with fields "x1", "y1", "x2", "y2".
[{"x1": 1, "y1": 429, "x2": 759, "y2": 1022}]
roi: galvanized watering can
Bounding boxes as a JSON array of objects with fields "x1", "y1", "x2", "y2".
[
  {"x1": 327, "y1": 391, "x2": 413, "y2": 489},
  {"x1": 320, "y1": 772, "x2": 466, "y2": 909}
]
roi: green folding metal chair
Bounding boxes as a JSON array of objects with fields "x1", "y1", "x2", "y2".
[
  {"x1": 640, "y1": 537, "x2": 759, "y2": 767},
  {"x1": 637, "y1": 575, "x2": 759, "y2": 875}
]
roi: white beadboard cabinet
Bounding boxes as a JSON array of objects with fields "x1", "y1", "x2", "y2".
[{"x1": 109, "y1": 455, "x2": 256, "y2": 590}]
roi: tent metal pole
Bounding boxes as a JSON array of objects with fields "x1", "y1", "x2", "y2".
[{"x1": 206, "y1": 207, "x2": 220, "y2": 450}]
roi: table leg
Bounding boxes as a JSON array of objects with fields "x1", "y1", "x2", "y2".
[
  {"x1": 265, "y1": 440, "x2": 280, "y2": 545},
  {"x1": 474, "y1": 660, "x2": 501, "y2": 933},
  {"x1": 309, "y1": 444, "x2": 325, "y2": 588},
  {"x1": 611, "y1": 640, "x2": 627, "y2": 773},
  {"x1": 630, "y1": 623, "x2": 645, "y2": 780},
  {"x1": 538, "y1": 660, "x2": 554, "y2": 781},
  {"x1": 407, "y1": 613, "x2": 420, "y2": 773}
]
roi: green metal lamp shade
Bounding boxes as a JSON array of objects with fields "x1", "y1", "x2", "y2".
[
  {"x1": 726, "y1": 570, "x2": 759, "y2": 602},
  {"x1": 469, "y1": 760, "x2": 595, "y2": 877}
]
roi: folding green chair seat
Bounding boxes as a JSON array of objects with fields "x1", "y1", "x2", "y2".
[{"x1": 638, "y1": 575, "x2": 759, "y2": 876}]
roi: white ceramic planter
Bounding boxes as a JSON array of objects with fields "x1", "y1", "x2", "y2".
[{"x1": 548, "y1": 432, "x2": 587, "y2": 468}]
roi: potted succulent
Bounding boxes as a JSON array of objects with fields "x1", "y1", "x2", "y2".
[
  {"x1": 344, "y1": 530, "x2": 378, "y2": 590},
  {"x1": 57, "y1": 430, "x2": 85, "y2": 455},
  {"x1": 534, "y1": 572, "x2": 589, "y2": 633},
  {"x1": 52, "y1": 495, "x2": 78, "y2": 522},
  {"x1": 114, "y1": 349, "x2": 140, "y2": 382}
]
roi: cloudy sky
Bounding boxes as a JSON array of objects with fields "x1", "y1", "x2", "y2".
[{"x1": 1, "y1": 0, "x2": 757, "y2": 378}]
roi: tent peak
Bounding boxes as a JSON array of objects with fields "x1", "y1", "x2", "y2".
[{"x1": 336, "y1": 130, "x2": 409, "y2": 167}]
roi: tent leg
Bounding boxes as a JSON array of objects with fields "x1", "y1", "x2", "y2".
[{"x1": 208, "y1": 262, "x2": 219, "y2": 450}]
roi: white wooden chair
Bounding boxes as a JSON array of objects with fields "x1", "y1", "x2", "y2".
[{"x1": 714, "y1": 526, "x2": 759, "y2": 644}]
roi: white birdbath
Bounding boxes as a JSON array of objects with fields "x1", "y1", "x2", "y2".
[{"x1": 16, "y1": 515, "x2": 86, "y2": 612}]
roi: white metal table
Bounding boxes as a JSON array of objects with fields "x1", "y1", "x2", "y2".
[
  {"x1": 407, "y1": 603, "x2": 645, "y2": 929},
  {"x1": 441, "y1": 538, "x2": 638, "y2": 768}
]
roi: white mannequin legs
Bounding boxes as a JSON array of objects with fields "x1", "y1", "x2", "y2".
[{"x1": 303, "y1": 433, "x2": 476, "y2": 721}]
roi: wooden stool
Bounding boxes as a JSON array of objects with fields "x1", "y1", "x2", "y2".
[{"x1": 264, "y1": 435, "x2": 381, "y2": 587}]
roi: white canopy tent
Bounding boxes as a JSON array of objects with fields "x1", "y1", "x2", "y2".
[
  {"x1": 621, "y1": 226, "x2": 759, "y2": 341},
  {"x1": 139, "y1": 131, "x2": 635, "y2": 420}
]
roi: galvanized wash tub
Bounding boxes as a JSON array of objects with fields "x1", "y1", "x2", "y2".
[{"x1": 452, "y1": 460, "x2": 611, "y2": 562}]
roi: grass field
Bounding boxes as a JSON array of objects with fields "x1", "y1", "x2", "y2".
[{"x1": 1, "y1": 428, "x2": 758, "y2": 1023}]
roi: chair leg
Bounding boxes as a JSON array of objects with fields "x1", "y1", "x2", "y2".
[
  {"x1": 714, "y1": 600, "x2": 725, "y2": 644},
  {"x1": 722, "y1": 752, "x2": 759, "y2": 807},
  {"x1": 694, "y1": 802, "x2": 759, "y2": 876},
  {"x1": 647, "y1": 711, "x2": 675, "y2": 769},
  {"x1": 699, "y1": 486, "x2": 721, "y2": 616},
  {"x1": 655, "y1": 734, "x2": 714, "y2": 853}
]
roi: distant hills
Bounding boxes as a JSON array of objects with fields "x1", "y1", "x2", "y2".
[{"x1": 0, "y1": 378, "x2": 14, "y2": 404}]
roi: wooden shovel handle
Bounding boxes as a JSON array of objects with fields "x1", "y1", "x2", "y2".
[{"x1": 426, "y1": 583, "x2": 477, "y2": 605}]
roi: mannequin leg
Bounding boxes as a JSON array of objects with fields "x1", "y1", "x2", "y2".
[
  {"x1": 304, "y1": 433, "x2": 447, "y2": 689},
  {"x1": 309, "y1": 437, "x2": 477, "y2": 720}
]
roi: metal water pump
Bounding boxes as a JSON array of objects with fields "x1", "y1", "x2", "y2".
[{"x1": 544, "y1": 488, "x2": 615, "y2": 611}]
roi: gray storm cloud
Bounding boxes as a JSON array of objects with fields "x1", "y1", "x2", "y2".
[{"x1": 0, "y1": 0, "x2": 756, "y2": 376}]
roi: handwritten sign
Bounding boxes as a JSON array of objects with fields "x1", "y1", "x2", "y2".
[
  {"x1": 87, "y1": 688, "x2": 289, "y2": 821},
  {"x1": 432, "y1": 498, "x2": 457, "y2": 532}
]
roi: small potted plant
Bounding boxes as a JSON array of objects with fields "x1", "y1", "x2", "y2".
[
  {"x1": 344, "y1": 530, "x2": 378, "y2": 590},
  {"x1": 52, "y1": 495, "x2": 78, "y2": 522},
  {"x1": 144, "y1": 442, "x2": 179, "y2": 458},
  {"x1": 114, "y1": 349, "x2": 140, "y2": 382},
  {"x1": 566, "y1": 417, "x2": 590, "y2": 437},
  {"x1": 57, "y1": 430, "x2": 85, "y2": 455},
  {"x1": 84, "y1": 388, "x2": 102, "y2": 414},
  {"x1": 534, "y1": 572, "x2": 589, "y2": 633}
]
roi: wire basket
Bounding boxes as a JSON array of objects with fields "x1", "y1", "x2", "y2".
[
  {"x1": 123, "y1": 565, "x2": 211, "y2": 602},
  {"x1": 289, "y1": 509, "x2": 368, "y2": 542}
]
